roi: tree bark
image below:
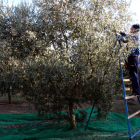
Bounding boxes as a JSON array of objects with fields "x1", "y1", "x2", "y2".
[
  {"x1": 8, "y1": 92, "x2": 12, "y2": 104},
  {"x1": 69, "y1": 100, "x2": 76, "y2": 129},
  {"x1": 7, "y1": 86, "x2": 12, "y2": 104}
]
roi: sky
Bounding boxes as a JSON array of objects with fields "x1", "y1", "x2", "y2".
[
  {"x1": 4, "y1": 0, "x2": 32, "y2": 6},
  {"x1": 4, "y1": 0, "x2": 140, "y2": 23},
  {"x1": 129, "y1": 0, "x2": 140, "y2": 23}
]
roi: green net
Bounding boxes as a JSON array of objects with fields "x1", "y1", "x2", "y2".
[{"x1": 1, "y1": 108, "x2": 140, "y2": 140}]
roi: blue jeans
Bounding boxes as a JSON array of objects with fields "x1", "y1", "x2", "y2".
[{"x1": 128, "y1": 55, "x2": 140, "y2": 95}]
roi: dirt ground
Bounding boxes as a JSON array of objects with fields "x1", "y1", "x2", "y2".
[
  {"x1": 0, "y1": 99, "x2": 140, "y2": 118},
  {"x1": 113, "y1": 99, "x2": 140, "y2": 117},
  {"x1": 0, "y1": 100, "x2": 36, "y2": 114}
]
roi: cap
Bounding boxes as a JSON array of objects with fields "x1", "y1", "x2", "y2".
[{"x1": 132, "y1": 24, "x2": 140, "y2": 29}]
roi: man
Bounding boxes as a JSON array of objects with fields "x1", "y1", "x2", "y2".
[{"x1": 118, "y1": 24, "x2": 140, "y2": 96}]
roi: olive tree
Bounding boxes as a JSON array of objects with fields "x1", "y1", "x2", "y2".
[
  {"x1": 0, "y1": 1, "x2": 37, "y2": 103},
  {"x1": 20, "y1": 0, "x2": 133, "y2": 129}
]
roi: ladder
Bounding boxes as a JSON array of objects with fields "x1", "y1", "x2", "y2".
[
  {"x1": 120, "y1": 59, "x2": 140, "y2": 140},
  {"x1": 85, "y1": 33, "x2": 140, "y2": 140}
]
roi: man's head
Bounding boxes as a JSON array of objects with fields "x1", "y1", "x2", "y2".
[{"x1": 130, "y1": 24, "x2": 140, "y2": 33}]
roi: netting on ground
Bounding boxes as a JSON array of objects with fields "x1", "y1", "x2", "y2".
[{"x1": 1, "y1": 108, "x2": 140, "y2": 140}]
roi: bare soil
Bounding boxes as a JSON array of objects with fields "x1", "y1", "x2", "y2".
[
  {"x1": 113, "y1": 99, "x2": 140, "y2": 117},
  {"x1": 0, "y1": 100, "x2": 36, "y2": 114},
  {"x1": 0, "y1": 99, "x2": 140, "y2": 118}
]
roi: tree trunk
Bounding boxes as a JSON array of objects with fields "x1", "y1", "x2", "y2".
[
  {"x1": 7, "y1": 86, "x2": 12, "y2": 104},
  {"x1": 69, "y1": 101, "x2": 77, "y2": 129},
  {"x1": 8, "y1": 92, "x2": 12, "y2": 104}
]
